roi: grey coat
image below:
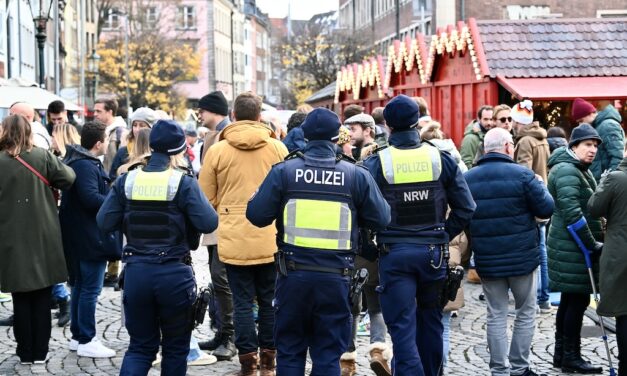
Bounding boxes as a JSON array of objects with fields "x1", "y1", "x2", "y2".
[
  {"x1": 588, "y1": 158, "x2": 627, "y2": 317},
  {"x1": 0, "y1": 147, "x2": 75, "y2": 292}
]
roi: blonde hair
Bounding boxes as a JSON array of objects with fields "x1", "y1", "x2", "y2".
[
  {"x1": 493, "y1": 104, "x2": 512, "y2": 120},
  {"x1": 170, "y1": 151, "x2": 189, "y2": 170},
  {"x1": 52, "y1": 123, "x2": 81, "y2": 157},
  {"x1": 118, "y1": 128, "x2": 152, "y2": 175},
  {"x1": 420, "y1": 121, "x2": 444, "y2": 141},
  {"x1": 296, "y1": 104, "x2": 313, "y2": 114},
  {"x1": 0, "y1": 115, "x2": 33, "y2": 157}
]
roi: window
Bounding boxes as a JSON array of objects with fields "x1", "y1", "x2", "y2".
[
  {"x1": 146, "y1": 7, "x2": 158, "y2": 28},
  {"x1": 597, "y1": 9, "x2": 627, "y2": 18},
  {"x1": 256, "y1": 33, "x2": 263, "y2": 48},
  {"x1": 103, "y1": 9, "x2": 120, "y2": 30},
  {"x1": 177, "y1": 6, "x2": 196, "y2": 30}
]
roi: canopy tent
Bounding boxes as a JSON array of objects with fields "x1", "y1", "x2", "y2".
[{"x1": 0, "y1": 85, "x2": 81, "y2": 111}]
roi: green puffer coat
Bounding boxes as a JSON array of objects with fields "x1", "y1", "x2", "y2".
[{"x1": 547, "y1": 147, "x2": 603, "y2": 294}]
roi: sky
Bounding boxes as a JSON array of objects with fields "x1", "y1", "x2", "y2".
[{"x1": 256, "y1": 0, "x2": 339, "y2": 20}]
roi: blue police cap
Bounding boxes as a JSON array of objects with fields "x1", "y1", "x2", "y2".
[
  {"x1": 301, "y1": 108, "x2": 341, "y2": 141},
  {"x1": 383, "y1": 95, "x2": 421, "y2": 130},
  {"x1": 149, "y1": 119, "x2": 187, "y2": 155}
]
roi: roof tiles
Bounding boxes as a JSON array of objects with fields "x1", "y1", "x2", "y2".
[{"x1": 477, "y1": 18, "x2": 627, "y2": 78}]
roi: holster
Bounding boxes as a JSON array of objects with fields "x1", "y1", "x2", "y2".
[
  {"x1": 349, "y1": 268, "x2": 369, "y2": 306},
  {"x1": 274, "y1": 251, "x2": 288, "y2": 277},
  {"x1": 440, "y1": 265, "x2": 464, "y2": 308},
  {"x1": 189, "y1": 287, "x2": 211, "y2": 331}
]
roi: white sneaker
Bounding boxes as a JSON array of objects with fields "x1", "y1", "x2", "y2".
[
  {"x1": 77, "y1": 338, "x2": 116, "y2": 358},
  {"x1": 69, "y1": 339, "x2": 78, "y2": 351}
]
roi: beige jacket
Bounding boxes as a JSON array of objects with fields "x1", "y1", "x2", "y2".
[
  {"x1": 443, "y1": 231, "x2": 469, "y2": 312},
  {"x1": 198, "y1": 121, "x2": 288, "y2": 265}
]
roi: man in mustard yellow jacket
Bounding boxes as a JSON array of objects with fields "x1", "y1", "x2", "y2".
[{"x1": 199, "y1": 92, "x2": 288, "y2": 376}]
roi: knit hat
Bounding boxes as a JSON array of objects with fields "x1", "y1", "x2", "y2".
[
  {"x1": 149, "y1": 120, "x2": 187, "y2": 155},
  {"x1": 511, "y1": 100, "x2": 534, "y2": 125},
  {"x1": 337, "y1": 126, "x2": 351, "y2": 145},
  {"x1": 569, "y1": 123, "x2": 602, "y2": 148},
  {"x1": 199, "y1": 91, "x2": 229, "y2": 116},
  {"x1": 383, "y1": 95, "x2": 420, "y2": 129},
  {"x1": 345, "y1": 113, "x2": 375, "y2": 128},
  {"x1": 571, "y1": 98, "x2": 596, "y2": 121},
  {"x1": 130, "y1": 107, "x2": 158, "y2": 127},
  {"x1": 301, "y1": 108, "x2": 341, "y2": 141}
]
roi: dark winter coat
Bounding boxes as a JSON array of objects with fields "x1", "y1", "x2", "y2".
[
  {"x1": 547, "y1": 136, "x2": 568, "y2": 154},
  {"x1": 0, "y1": 147, "x2": 75, "y2": 292},
  {"x1": 109, "y1": 145, "x2": 129, "y2": 181},
  {"x1": 464, "y1": 152, "x2": 554, "y2": 279},
  {"x1": 282, "y1": 127, "x2": 306, "y2": 153},
  {"x1": 588, "y1": 158, "x2": 627, "y2": 317},
  {"x1": 547, "y1": 147, "x2": 603, "y2": 294},
  {"x1": 59, "y1": 146, "x2": 121, "y2": 282},
  {"x1": 591, "y1": 105, "x2": 624, "y2": 181}
]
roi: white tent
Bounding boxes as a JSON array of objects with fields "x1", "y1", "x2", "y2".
[{"x1": 0, "y1": 79, "x2": 81, "y2": 111}]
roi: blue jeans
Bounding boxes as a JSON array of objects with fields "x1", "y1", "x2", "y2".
[
  {"x1": 70, "y1": 260, "x2": 106, "y2": 344},
  {"x1": 51, "y1": 283, "x2": 70, "y2": 302},
  {"x1": 225, "y1": 263, "x2": 275, "y2": 354},
  {"x1": 442, "y1": 311, "x2": 451, "y2": 367},
  {"x1": 536, "y1": 224, "x2": 549, "y2": 305}
]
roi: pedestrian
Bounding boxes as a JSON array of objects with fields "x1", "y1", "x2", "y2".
[
  {"x1": 571, "y1": 97, "x2": 625, "y2": 181},
  {"x1": 460, "y1": 105, "x2": 494, "y2": 170},
  {"x1": 336, "y1": 126, "x2": 353, "y2": 156},
  {"x1": 546, "y1": 126, "x2": 568, "y2": 154},
  {"x1": 117, "y1": 128, "x2": 152, "y2": 176},
  {"x1": 511, "y1": 100, "x2": 552, "y2": 315},
  {"x1": 346, "y1": 113, "x2": 378, "y2": 160},
  {"x1": 0, "y1": 115, "x2": 76, "y2": 364},
  {"x1": 362, "y1": 95, "x2": 476, "y2": 376},
  {"x1": 371, "y1": 106, "x2": 389, "y2": 146},
  {"x1": 97, "y1": 119, "x2": 219, "y2": 376},
  {"x1": 195, "y1": 91, "x2": 237, "y2": 360},
  {"x1": 493, "y1": 104, "x2": 513, "y2": 133},
  {"x1": 420, "y1": 120, "x2": 467, "y2": 173},
  {"x1": 465, "y1": 128, "x2": 554, "y2": 376},
  {"x1": 246, "y1": 108, "x2": 391, "y2": 376},
  {"x1": 59, "y1": 121, "x2": 120, "y2": 358},
  {"x1": 343, "y1": 104, "x2": 364, "y2": 122},
  {"x1": 282, "y1": 112, "x2": 307, "y2": 152},
  {"x1": 547, "y1": 123, "x2": 604, "y2": 374},
  {"x1": 109, "y1": 107, "x2": 158, "y2": 180},
  {"x1": 46, "y1": 100, "x2": 69, "y2": 133},
  {"x1": 588, "y1": 149, "x2": 627, "y2": 375},
  {"x1": 51, "y1": 122, "x2": 81, "y2": 158},
  {"x1": 9, "y1": 102, "x2": 52, "y2": 149},
  {"x1": 199, "y1": 92, "x2": 288, "y2": 375}
]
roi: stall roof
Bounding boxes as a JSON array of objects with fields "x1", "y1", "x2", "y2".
[
  {"x1": 477, "y1": 18, "x2": 627, "y2": 78},
  {"x1": 497, "y1": 76, "x2": 627, "y2": 100},
  {"x1": 306, "y1": 81, "x2": 336, "y2": 104}
]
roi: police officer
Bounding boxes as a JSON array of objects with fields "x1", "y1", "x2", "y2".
[
  {"x1": 97, "y1": 120, "x2": 219, "y2": 376},
  {"x1": 246, "y1": 108, "x2": 391, "y2": 376},
  {"x1": 362, "y1": 95, "x2": 476, "y2": 376}
]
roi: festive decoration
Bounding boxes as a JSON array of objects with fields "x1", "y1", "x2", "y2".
[
  {"x1": 384, "y1": 35, "x2": 429, "y2": 87},
  {"x1": 334, "y1": 56, "x2": 386, "y2": 103}
]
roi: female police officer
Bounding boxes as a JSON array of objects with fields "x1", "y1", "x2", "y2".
[{"x1": 97, "y1": 120, "x2": 218, "y2": 376}]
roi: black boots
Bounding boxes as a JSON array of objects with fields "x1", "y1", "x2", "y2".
[
  {"x1": 198, "y1": 332, "x2": 237, "y2": 361},
  {"x1": 561, "y1": 335, "x2": 603, "y2": 374},
  {"x1": 198, "y1": 332, "x2": 223, "y2": 351},
  {"x1": 553, "y1": 331, "x2": 563, "y2": 367},
  {"x1": 57, "y1": 299, "x2": 70, "y2": 327}
]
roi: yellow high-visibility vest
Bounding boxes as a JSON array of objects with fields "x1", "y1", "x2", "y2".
[
  {"x1": 124, "y1": 169, "x2": 184, "y2": 201},
  {"x1": 283, "y1": 199, "x2": 352, "y2": 250},
  {"x1": 379, "y1": 144, "x2": 441, "y2": 184}
]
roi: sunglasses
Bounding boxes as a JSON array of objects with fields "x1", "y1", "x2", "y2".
[{"x1": 498, "y1": 117, "x2": 513, "y2": 123}]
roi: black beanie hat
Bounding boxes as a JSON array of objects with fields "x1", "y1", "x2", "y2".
[
  {"x1": 569, "y1": 123, "x2": 602, "y2": 148},
  {"x1": 199, "y1": 91, "x2": 229, "y2": 116}
]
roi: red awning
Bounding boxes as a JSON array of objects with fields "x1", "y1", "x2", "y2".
[{"x1": 496, "y1": 76, "x2": 627, "y2": 101}]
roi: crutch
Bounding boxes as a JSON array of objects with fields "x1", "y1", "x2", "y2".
[{"x1": 567, "y1": 217, "x2": 616, "y2": 376}]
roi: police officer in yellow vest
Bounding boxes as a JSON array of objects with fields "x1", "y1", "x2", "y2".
[
  {"x1": 363, "y1": 95, "x2": 476, "y2": 376},
  {"x1": 97, "y1": 120, "x2": 219, "y2": 376},
  {"x1": 246, "y1": 108, "x2": 391, "y2": 376}
]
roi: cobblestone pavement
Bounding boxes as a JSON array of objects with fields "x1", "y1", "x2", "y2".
[{"x1": 0, "y1": 249, "x2": 618, "y2": 375}]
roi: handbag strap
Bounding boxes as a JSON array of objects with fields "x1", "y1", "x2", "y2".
[{"x1": 14, "y1": 155, "x2": 52, "y2": 187}]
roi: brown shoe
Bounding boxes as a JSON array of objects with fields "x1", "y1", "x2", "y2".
[
  {"x1": 230, "y1": 352, "x2": 258, "y2": 376},
  {"x1": 467, "y1": 268, "x2": 481, "y2": 284},
  {"x1": 369, "y1": 342, "x2": 392, "y2": 376},
  {"x1": 259, "y1": 348, "x2": 276, "y2": 376},
  {"x1": 340, "y1": 351, "x2": 356, "y2": 376}
]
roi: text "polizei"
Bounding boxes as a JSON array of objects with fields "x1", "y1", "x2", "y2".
[{"x1": 295, "y1": 169, "x2": 345, "y2": 186}]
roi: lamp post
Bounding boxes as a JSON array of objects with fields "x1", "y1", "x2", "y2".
[
  {"x1": 28, "y1": 0, "x2": 55, "y2": 88},
  {"x1": 87, "y1": 49, "x2": 100, "y2": 103}
]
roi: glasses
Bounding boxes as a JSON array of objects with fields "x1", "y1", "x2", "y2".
[{"x1": 498, "y1": 117, "x2": 513, "y2": 123}]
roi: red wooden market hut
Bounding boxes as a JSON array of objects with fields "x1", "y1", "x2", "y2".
[{"x1": 307, "y1": 17, "x2": 627, "y2": 146}]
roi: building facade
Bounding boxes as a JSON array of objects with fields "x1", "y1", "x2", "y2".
[{"x1": 244, "y1": 0, "x2": 271, "y2": 102}]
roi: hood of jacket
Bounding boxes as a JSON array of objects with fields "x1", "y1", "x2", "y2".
[
  {"x1": 594, "y1": 104, "x2": 622, "y2": 127},
  {"x1": 219, "y1": 120, "x2": 275, "y2": 150},
  {"x1": 63, "y1": 144, "x2": 100, "y2": 165},
  {"x1": 516, "y1": 122, "x2": 547, "y2": 141},
  {"x1": 463, "y1": 120, "x2": 485, "y2": 138},
  {"x1": 547, "y1": 146, "x2": 589, "y2": 170}
]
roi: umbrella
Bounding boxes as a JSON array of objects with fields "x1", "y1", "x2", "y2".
[{"x1": 0, "y1": 85, "x2": 81, "y2": 111}]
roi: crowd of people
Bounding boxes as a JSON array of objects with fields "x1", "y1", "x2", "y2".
[{"x1": 0, "y1": 91, "x2": 625, "y2": 376}]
